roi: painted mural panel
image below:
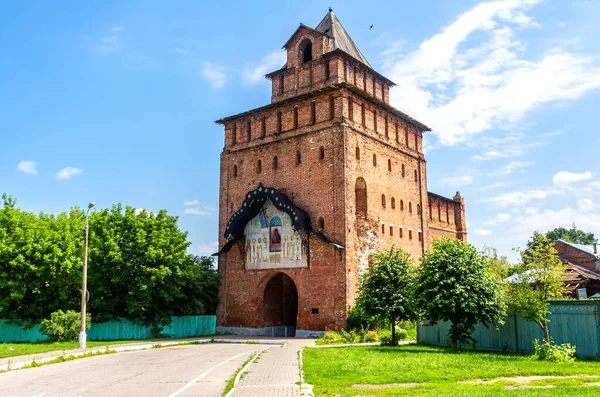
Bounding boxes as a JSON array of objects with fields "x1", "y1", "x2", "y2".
[{"x1": 245, "y1": 200, "x2": 308, "y2": 269}]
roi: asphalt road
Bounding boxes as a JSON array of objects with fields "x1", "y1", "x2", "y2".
[{"x1": 0, "y1": 343, "x2": 270, "y2": 397}]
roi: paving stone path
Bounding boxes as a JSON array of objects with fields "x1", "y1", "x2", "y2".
[{"x1": 232, "y1": 339, "x2": 315, "y2": 397}]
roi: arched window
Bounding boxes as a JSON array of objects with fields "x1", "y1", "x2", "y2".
[
  {"x1": 296, "y1": 151, "x2": 302, "y2": 166},
  {"x1": 402, "y1": 164, "x2": 405, "y2": 177},
  {"x1": 293, "y1": 107, "x2": 299, "y2": 129},
  {"x1": 319, "y1": 146, "x2": 325, "y2": 160},
  {"x1": 310, "y1": 101, "x2": 316, "y2": 125},
  {"x1": 355, "y1": 146, "x2": 360, "y2": 160},
  {"x1": 273, "y1": 156, "x2": 278, "y2": 170},
  {"x1": 391, "y1": 197, "x2": 396, "y2": 209},
  {"x1": 355, "y1": 178, "x2": 367, "y2": 220},
  {"x1": 373, "y1": 153, "x2": 377, "y2": 167},
  {"x1": 414, "y1": 169, "x2": 418, "y2": 182},
  {"x1": 388, "y1": 159, "x2": 392, "y2": 172},
  {"x1": 318, "y1": 217, "x2": 325, "y2": 230},
  {"x1": 233, "y1": 164, "x2": 238, "y2": 177},
  {"x1": 257, "y1": 159, "x2": 262, "y2": 174},
  {"x1": 301, "y1": 40, "x2": 313, "y2": 64},
  {"x1": 400, "y1": 199, "x2": 404, "y2": 211},
  {"x1": 409, "y1": 202, "x2": 412, "y2": 213},
  {"x1": 381, "y1": 194, "x2": 386, "y2": 208}
]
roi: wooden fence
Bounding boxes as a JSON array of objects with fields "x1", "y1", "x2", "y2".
[
  {"x1": 418, "y1": 301, "x2": 600, "y2": 358},
  {"x1": 0, "y1": 315, "x2": 216, "y2": 343}
]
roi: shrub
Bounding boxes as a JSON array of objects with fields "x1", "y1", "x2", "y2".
[
  {"x1": 340, "y1": 330, "x2": 357, "y2": 343},
  {"x1": 395, "y1": 327, "x2": 408, "y2": 340},
  {"x1": 320, "y1": 331, "x2": 342, "y2": 345},
  {"x1": 362, "y1": 330, "x2": 380, "y2": 343},
  {"x1": 39, "y1": 310, "x2": 91, "y2": 342},
  {"x1": 380, "y1": 334, "x2": 398, "y2": 346},
  {"x1": 346, "y1": 305, "x2": 386, "y2": 331},
  {"x1": 533, "y1": 339, "x2": 576, "y2": 363}
]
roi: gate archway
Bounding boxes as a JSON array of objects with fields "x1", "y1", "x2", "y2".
[{"x1": 263, "y1": 273, "x2": 298, "y2": 337}]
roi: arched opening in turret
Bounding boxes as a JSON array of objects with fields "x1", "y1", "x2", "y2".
[{"x1": 301, "y1": 40, "x2": 313, "y2": 64}]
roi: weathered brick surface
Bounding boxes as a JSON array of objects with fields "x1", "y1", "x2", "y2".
[{"x1": 216, "y1": 23, "x2": 467, "y2": 332}]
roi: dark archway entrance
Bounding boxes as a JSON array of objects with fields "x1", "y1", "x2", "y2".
[{"x1": 263, "y1": 273, "x2": 298, "y2": 337}]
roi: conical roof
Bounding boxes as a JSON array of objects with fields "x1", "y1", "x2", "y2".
[{"x1": 314, "y1": 9, "x2": 372, "y2": 68}]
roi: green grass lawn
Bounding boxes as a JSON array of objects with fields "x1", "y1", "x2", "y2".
[
  {"x1": 303, "y1": 344, "x2": 600, "y2": 396},
  {"x1": 0, "y1": 339, "x2": 159, "y2": 359}
]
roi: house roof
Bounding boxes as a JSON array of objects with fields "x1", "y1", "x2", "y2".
[
  {"x1": 557, "y1": 239, "x2": 600, "y2": 260},
  {"x1": 283, "y1": 8, "x2": 372, "y2": 69}
]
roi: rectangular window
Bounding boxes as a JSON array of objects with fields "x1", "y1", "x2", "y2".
[
  {"x1": 310, "y1": 102, "x2": 316, "y2": 125},
  {"x1": 373, "y1": 110, "x2": 377, "y2": 132},
  {"x1": 381, "y1": 223, "x2": 385, "y2": 234},
  {"x1": 409, "y1": 229, "x2": 413, "y2": 240},
  {"x1": 389, "y1": 225, "x2": 393, "y2": 236},
  {"x1": 395, "y1": 122, "x2": 399, "y2": 142},
  {"x1": 293, "y1": 107, "x2": 298, "y2": 129},
  {"x1": 399, "y1": 227, "x2": 403, "y2": 238},
  {"x1": 348, "y1": 97, "x2": 353, "y2": 122},
  {"x1": 418, "y1": 230, "x2": 422, "y2": 242},
  {"x1": 329, "y1": 96, "x2": 335, "y2": 120},
  {"x1": 261, "y1": 118, "x2": 266, "y2": 138}
]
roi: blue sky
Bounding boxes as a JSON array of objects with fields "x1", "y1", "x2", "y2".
[{"x1": 2, "y1": 0, "x2": 600, "y2": 261}]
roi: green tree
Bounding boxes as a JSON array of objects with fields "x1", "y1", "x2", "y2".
[
  {"x1": 356, "y1": 246, "x2": 417, "y2": 345},
  {"x1": 415, "y1": 238, "x2": 507, "y2": 349},
  {"x1": 545, "y1": 226, "x2": 596, "y2": 245},
  {"x1": 509, "y1": 233, "x2": 567, "y2": 345},
  {"x1": 482, "y1": 246, "x2": 519, "y2": 279}
]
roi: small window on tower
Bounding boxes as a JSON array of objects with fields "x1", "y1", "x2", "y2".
[
  {"x1": 257, "y1": 160, "x2": 262, "y2": 174},
  {"x1": 373, "y1": 110, "x2": 378, "y2": 132},
  {"x1": 329, "y1": 96, "x2": 335, "y2": 120},
  {"x1": 417, "y1": 204, "x2": 421, "y2": 215},
  {"x1": 373, "y1": 153, "x2": 377, "y2": 167},
  {"x1": 296, "y1": 151, "x2": 302, "y2": 166},
  {"x1": 395, "y1": 123, "x2": 399, "y2": 142},
  {"x1": 247, "y1": 120, "x2": 251, "y2": 141},
  {"x1": 261, "y1": 118, "x2": 266, "y2": 138},
  {"x1": 400, "y1": 199, "x2": 404, "y2": 211},
  {"x1": 318, "y1": 217, "x2": 325, "y2": 230},
  {"x1": 233, "y1": 165, "x2": 237, "y2": 177},
  {"x1": 273, "y1": 156, "x2": 278, "y2": 170},
  {"x1": 381, "y1": 194, "x2": 386, "y2": 208},
  {"x1": 348, "y1": 97, "x2": 353, "y2": 122},
  {"x1": 402, "y1": 164, "x2": 405, "y2": 177},
  {"x1": 232, "y1": 124, "x2": 237, "y2": 145},
  {"x1": 355, "y1": 146, "x2": 360, "y2": 160},
  {"x1": 409, "y1": 229, "x2": 413, "y2": 240},
  {"x1": 414, "y1": 169, "x2": 418, "y2": 182},
  {"x1": 399, "y1": 227, "x2": 403, "y2": 238},
  {"x1": 382, "y1": 223, "x2": 385, "y2": 234},
  {"x1": 310, "y1": 101, "x2": 316, "y2": 125},
  {"x1": 279, "y1": 74, "x2": 284, "y2": 95},
  {"x1": 409, "y1": 202, "x2": 413, "y2": 213},
  {"x1": 390, "y1": 225, "x2": 394, "y2": 236},
  {"x1": 385, "y1": 116, "x2": 389, "y2": 138},
  {"x1": 361, "y1": 103, "x2": 366, "y2": 126},
  {"x1": 418, "y1": 230, "x2": 423, "y2": 242},
  {"x1": 391, "y1": 197, "x2": 396, "y2": 209},
  {"x1": 324, "y1": 61, "x2": 330, "y2": 80},
  {"x1": 319, "y1": 146, "x2": 325, "y2": 160},
  {"x1": 277, "y1": 111, "x2": 282, "y2": 133},
  {"x1": 388, "y1": 159, "x2": 392, "y2": 172},
  {"x1": 302, "y1": 40, "x2": 313, "y2": 64},
  {"x1": 293, "y1": 107, "x2": 299, "y2": 129}
]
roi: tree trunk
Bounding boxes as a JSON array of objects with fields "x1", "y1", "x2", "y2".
[
  {"x1": 391, "y1": 316, "x2": 396, "y2": 345},
  {"x1": 542, "y1": 316, "x2": 551, "y2": 345}
]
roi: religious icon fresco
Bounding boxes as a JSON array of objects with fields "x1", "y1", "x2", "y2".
[{"x1": 244, "y1": 200, "x2": 308, "y2": 269}]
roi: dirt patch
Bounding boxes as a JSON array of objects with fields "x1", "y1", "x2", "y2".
[
  {"x1": 352, "y1": 383, "x2": 424, "y2": 389},
  {"x1": 465, "y1": 374, "x2": 597, "y2": 385}
]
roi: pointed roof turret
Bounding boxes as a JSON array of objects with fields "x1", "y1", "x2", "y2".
[
  {"x1": 282, "y1": 8, "x2": 372, "y2": 68},
  {"x1": 314, "y1": 8, "x2": 372, "y2": 67}
]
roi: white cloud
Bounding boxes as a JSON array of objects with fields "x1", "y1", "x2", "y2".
[
  {"x1": 184, "y1": 206, "x2": 213, "y2": 216},
  {"x1": 97, "y1": 25, "x2": 125, "y2": 54},
  {"x1": 242, "y1": 50, "x2": 287, "y2": 84},
  {"x1": 442, "y1": 175, "x2": 474, "y2": 187},
  {"x1": 183, "y1": 199, "x2": 199, "y2": 206},
  {"x1": 56, "y1": 166, "x2": 83, "y2": 180},
  {"x1": 484, "y1": 212, "x2": 512, "y2": 225},
  {"x1": 483, "y1": 187, "x2": 561, "y2": 208},
  {"x1": 194, "y1": 241, "x2": 219, "y2": 256},
  {"x1": 474, "y1": 228, "x2": 493, "y2": 236},
  {"x1": 495, "y1": 160, "x2": 533, "y2": 176},
  {"x1": 471, "y1": 132, "x2": 545, "y2": 161},
  {"x1": 552, "y1": 170, "x2": 592, "y2": 185},
  {"x1": 17, "y1": 160, "x2": 38, "y2": 175},
  {"x1": 202, "y1": 62, "x2": 226, "y2": 89},
  {"x1": 382, "y1": 0, "x2": 600, "y2": 146},
  {"x1": 474, "y1": 182, "x2": 507, "y2": 190}
]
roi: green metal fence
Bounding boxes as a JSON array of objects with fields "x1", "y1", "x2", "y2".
[
  {"x1": 0, "y1": 315, "x2": 216, "y2": 343},
  {"x1": 418, "y1": 301, "x2": 600, "y2": 358}
]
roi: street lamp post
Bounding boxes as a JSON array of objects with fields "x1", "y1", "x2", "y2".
[{"x1": 79, "y1": 202, "x2": 95, "y2": 349}]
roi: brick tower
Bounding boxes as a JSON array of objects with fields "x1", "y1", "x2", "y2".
[{"x1": 215, "y1": 9, "x2": 466, "y2": 337}]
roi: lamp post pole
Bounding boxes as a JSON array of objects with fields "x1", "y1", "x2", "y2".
[{"x1": 79, "y1": 202, "x2": 94, "y2": 349}]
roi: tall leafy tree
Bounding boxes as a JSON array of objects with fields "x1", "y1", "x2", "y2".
[
  {"x1": 545, "y1": 226, "x2": 596, "y2": 245},
  {"x1": 415, "y1": 238, "x2": 507, "y2": 349},
  {"x1": 509, "y1": 233, "x2": 567, "y2": 345},
  {"x1": 356, "y1": 246, "x2": 417, "y2": 344}
]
